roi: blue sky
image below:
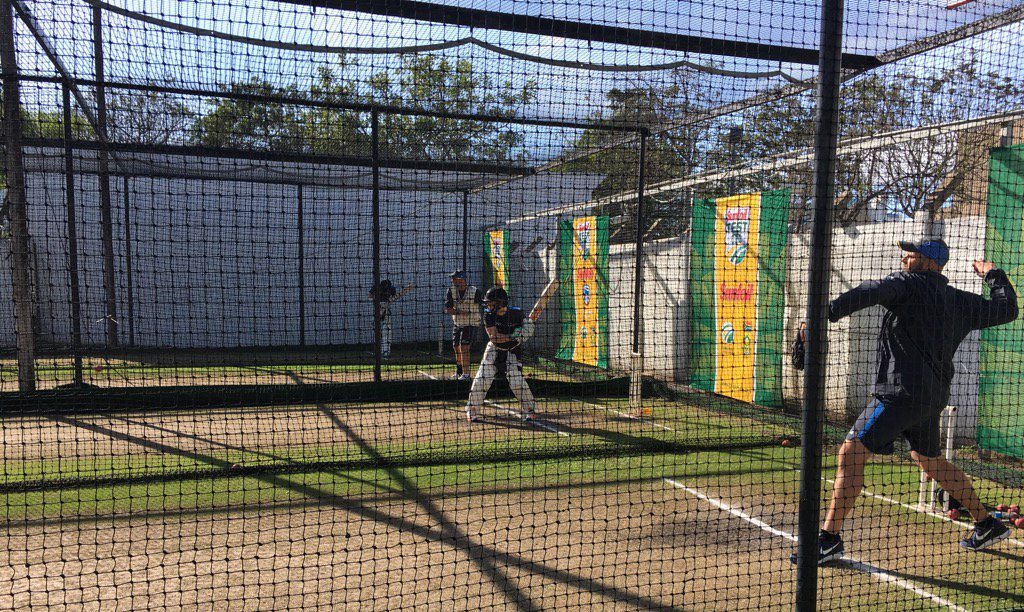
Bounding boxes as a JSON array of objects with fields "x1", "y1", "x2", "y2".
[{"x1": 14, "y1": 0, "x2": 1024, "y2": 162}]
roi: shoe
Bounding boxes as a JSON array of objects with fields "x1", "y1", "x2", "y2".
[
  {"x1": 451, "y1": 373, "x2": 462, "y2": 380},
  {"x1": 466, "y1": 410, "x2": 480, "y2": 423},
  {"x1": 522, "y1": 410, "x2": 537, "y2": 422},
  {"x1": 790, "y1": 530, "x2": 844, "y2": 565},
  {"x1": 459, "y1": 374, "x2": 471, "y2": 380},
  {"x1": 960, "y1": 516, "x2": 1010, "y2": 551}
]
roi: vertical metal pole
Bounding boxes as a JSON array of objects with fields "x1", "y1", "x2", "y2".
[
  {"x1": 122, "y1": 175, "x2": 135, "y2": 346},
  {"x1": 63, "y1": 84, "x2": 84, "y2": 385},
  {"x1": 92, "y1": 4, "x2": 118, "y2": 347},
  {"x1": 462, "y1": 190, "x2": 469, "y2": 272},
  {"x1": 371, "y1": 110, "x2": 382, "y2": 382},
  {"x1": 2, "y1": 0, "x2": 36, "y2": 391},
  {"x1": 297, "y1": 183, "x2": 306, "y2": 347},
  {"x1": 795, "y1": 0, "x2": 844, "y2": 608},
  {"x1": 630, "y1": 129, "x2": 648, "y2": 355}
]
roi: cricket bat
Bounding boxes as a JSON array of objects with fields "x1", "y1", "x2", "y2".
[{"x1": 528, "y1": 279, "x2": 559, "y2": 322}]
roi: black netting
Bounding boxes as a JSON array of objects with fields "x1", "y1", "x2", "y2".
[{"x1": 3, "y1": 1, "x2": 1023, "y2": 609}]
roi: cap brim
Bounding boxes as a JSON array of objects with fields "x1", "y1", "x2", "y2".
[{"x1": 897, "y1": 240, "x2": 919, "y2": 253}]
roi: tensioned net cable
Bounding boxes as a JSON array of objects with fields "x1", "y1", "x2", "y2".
[{"x1": 2, "y1": 0, "x2": 1023, "y2": 609}]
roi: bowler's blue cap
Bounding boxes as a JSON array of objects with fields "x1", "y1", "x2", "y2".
[{"x1": 898, "y1": 238, "x2": 949, "y2": 267}]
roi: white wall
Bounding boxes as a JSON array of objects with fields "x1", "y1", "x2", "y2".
[{"x1": 0, "y1": 165, "x2": 1000, "y2": 441}]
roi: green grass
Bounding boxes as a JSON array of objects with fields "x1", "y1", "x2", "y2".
[
  {"x1": 1, "y1": 398, "x2": 798, "y2": 489},
  {"x1": 1, "y1": 446, "x2": 804, "y2": 522}
]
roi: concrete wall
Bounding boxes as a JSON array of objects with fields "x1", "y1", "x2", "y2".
[
  {"x1": 515, "y1": 214, "x2": 992, "y2": 441},
  {"x1": 1, "y1": 166, "x2": 601, "y2": 350},
  {"x1": 0, "y1": 165, "x2": 1000, "y2": 441}
]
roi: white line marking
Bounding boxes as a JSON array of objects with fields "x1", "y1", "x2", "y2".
[
  {"x1": 824, "y1": 479, "x2": 1024, "y2": 548},
  {"x1": 584, "y1": 398, "x2": 1024, "y2": 550},
  {"x1": 582, "y1": 401, "x2": 679, "y2": 433},
  {"x1": 663, "y1": 479, "x2": 970, "y2": 612},
  {"x1": 419, "y1": 370, "x2": 569, "y2": 437}
]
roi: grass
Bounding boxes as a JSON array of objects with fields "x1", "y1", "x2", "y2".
[{"x1": 2, "y1": 396, "x2": 1021, "y2": 610}]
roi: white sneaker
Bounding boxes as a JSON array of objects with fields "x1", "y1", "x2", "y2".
[
  {"x1": 466, "y1": 410, "x2": 480, "y2": 423},
  {"x1": 459, "y1": 374, "x2": 472, "y2": 380},
  {"x1": 451, "y1": 373, "x2": 462, "y2": 379}
]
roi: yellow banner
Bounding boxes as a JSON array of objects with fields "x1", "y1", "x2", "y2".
[
  {"x1": 714, "y1": 194, "x2": 761, "y2": 403},
  {"x1": 572, "y1": 216, "x2": 600, "y2": 365},
  {"x1": 488, "y1": 230, "x2": 507, "y2": 288}
]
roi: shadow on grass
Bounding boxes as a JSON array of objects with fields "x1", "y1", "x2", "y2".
[{"x1": 35, "y1": 371, "x2": 681, "y2": 612}]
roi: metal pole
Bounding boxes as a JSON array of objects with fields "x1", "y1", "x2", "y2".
[
  {"x1": 297, "y1": 183, "x2": 306, "y2": 347},
  {"x1": 122, "y1": 175, "x2": 135, "y2": 346},
  {"x1": 92, "y1": 4, "x2": 118, "y2": 347},
  {"x1": 371, "y1": 110, "x2": 382, "y2": 382},
  {"x1": 63, "y1": 84, "x2": 84, "y2": 385},
  {"x1": 462, "y1": 190, "x2": 469, "y2": 272},
  {"x1": 795, "y1": 0, "x2": 845, "y2": 607},
  {"x1": 630, "y1": 129, "x2": 648, "y2": 355},
  {"x1": 1, "y1": 0, "x2": 36, "y2": 391}
]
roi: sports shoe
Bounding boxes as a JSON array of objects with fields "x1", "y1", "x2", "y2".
[
  {"x1": 522, "y1": 410, "x2": 537, "y2": 422},
  {"x1": 459, "y1": 374, "x2": 471, "y2": 380},
  {"x1": 466, "y1": 410, "x2": 480, "y2": 423},
  {"x1": 451, "y1": 372, "x2": 462, "y2": 380},
  {"x1": 790, "y1": 530, "x2": 844, "y2": 565},
  {"x1": 960, "y1": 516, "x2": 1009, "y2": 551}
]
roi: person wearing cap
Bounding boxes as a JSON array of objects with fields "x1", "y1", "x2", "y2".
[
  {"x1": 797, "y1": 238, "x2": 1018, "y2": 565},
  {"x1": 444, "y1": 271, "x2": 484, "y2": 379}
]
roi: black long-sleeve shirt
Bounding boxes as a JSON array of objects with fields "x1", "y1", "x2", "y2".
[{"x1": 829, "y1": 269, "x2": 1018, "y2": 407}]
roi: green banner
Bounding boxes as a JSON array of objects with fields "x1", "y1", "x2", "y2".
[
  {"x1": 483, "y1": 229, "x2": 510, "y2": 292},
  {"x1": 979, "y1": 144, "x2": 1024, "y2": 460},
  {"x1": 688, "y1": 189, "x2": 789, "y2": 408},
  {"x1": 557, "y1": 216, "x2": 609, "y2": 368}
]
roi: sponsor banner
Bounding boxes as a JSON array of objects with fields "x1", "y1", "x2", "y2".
[
  {"x1": 979, "y1": 144, "x2": 1024, "y2": 459},
  {"x1": 557, "y1": 216, "x2": 609, "y2": 368},
  {"x1": 484, "y1": 229, "x2": 510, "y2": 292},
  {"x1": 689, "y1": 190, "x2": 789, "y2": 407}
]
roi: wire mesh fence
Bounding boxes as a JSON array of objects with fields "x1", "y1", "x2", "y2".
[{"x1": 2, "y1": 0, "x2": 1024, "y2": 609}]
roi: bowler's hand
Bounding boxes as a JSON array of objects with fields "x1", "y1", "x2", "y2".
[{"x1": 973, "y1": 259, "x2": 995, "y2": 278}]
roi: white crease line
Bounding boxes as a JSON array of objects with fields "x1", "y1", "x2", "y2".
[
  {"x1": 585, "y1": 397, "x2": 1023, "y2": 549},
  {"x1": 825, "y1": 478, "x2": 1024, "y2": 548},
  {"x1": 419, "y1": 370, "x2": 569, "y2": 437},
  {"x1": 664, "y1": 478, "x2": 970, "y2": 612}
]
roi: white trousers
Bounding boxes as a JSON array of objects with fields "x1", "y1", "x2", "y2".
[
  {"x1": 380, "y1": 317, "x2": 392, "y2": 358},
  {"x1": 467, "y1": 342, "x2": 536, "y2": 413}
]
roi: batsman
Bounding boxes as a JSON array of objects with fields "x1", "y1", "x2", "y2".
[{"x1": 465, "y1": 280, "x2": 558, "y2": 423}]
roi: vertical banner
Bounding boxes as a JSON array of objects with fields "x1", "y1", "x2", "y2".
[
  {"x1": 483, "y1": 229, "x2": 510, "y2": 291},
  {"x1": 979, "y1": 144, "x2": 1024, "y2": 460},
  {"x1": 557, "y1": 216, "x2": 609, "y2": 368},
  {"x1": 689, "y1": 189, "x2": 789, "y2": 407}
]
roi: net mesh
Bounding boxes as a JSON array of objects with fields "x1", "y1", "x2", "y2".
[{"x1": 2, "y1": 0, "x2": 1024, "y2": 609}]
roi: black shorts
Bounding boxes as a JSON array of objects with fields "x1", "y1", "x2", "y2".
[
  {"x1": 846, "y1": 396, "x2": 942, "y2": 457},
  {"x1": 452, "y1": 325, "x2": 477, "y2": 346}
]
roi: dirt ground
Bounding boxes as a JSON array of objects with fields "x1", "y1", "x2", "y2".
[{"x1": 2, "y1": 400, "x2": 1023, "y2": 610}]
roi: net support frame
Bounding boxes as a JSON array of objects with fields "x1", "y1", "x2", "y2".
[{"x1": 795, "y1": 0, "x2": 845, "y2": 606}]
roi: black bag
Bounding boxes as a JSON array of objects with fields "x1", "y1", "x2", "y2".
[{"x1": 791, "y1": 323, "x2": 807, "y2": 371}]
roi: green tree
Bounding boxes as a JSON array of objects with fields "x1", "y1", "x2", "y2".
[
  {"x1": 564, "y1": 69, "x2": 720, "y2": 241},
  {"x1": 728, "y1": 55, "x2": 1024, "y2": 226},
  {"x1": 191, "y1": 55, "x2": 537, "y2": 162},
  {"x1": 191, "y1": 79, "x2": 308, "y2": 152},
  {"x1": 107, "y1": 87, "x2": 195, "y2": 145}
]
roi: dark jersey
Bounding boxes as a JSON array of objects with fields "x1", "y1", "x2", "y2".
[
  {"x1": 484, "y1": 306, "x2": 526, "y2": 350},
  {"x1": 829, "y1": 269, "x2": 1018, "y2": 407}
]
